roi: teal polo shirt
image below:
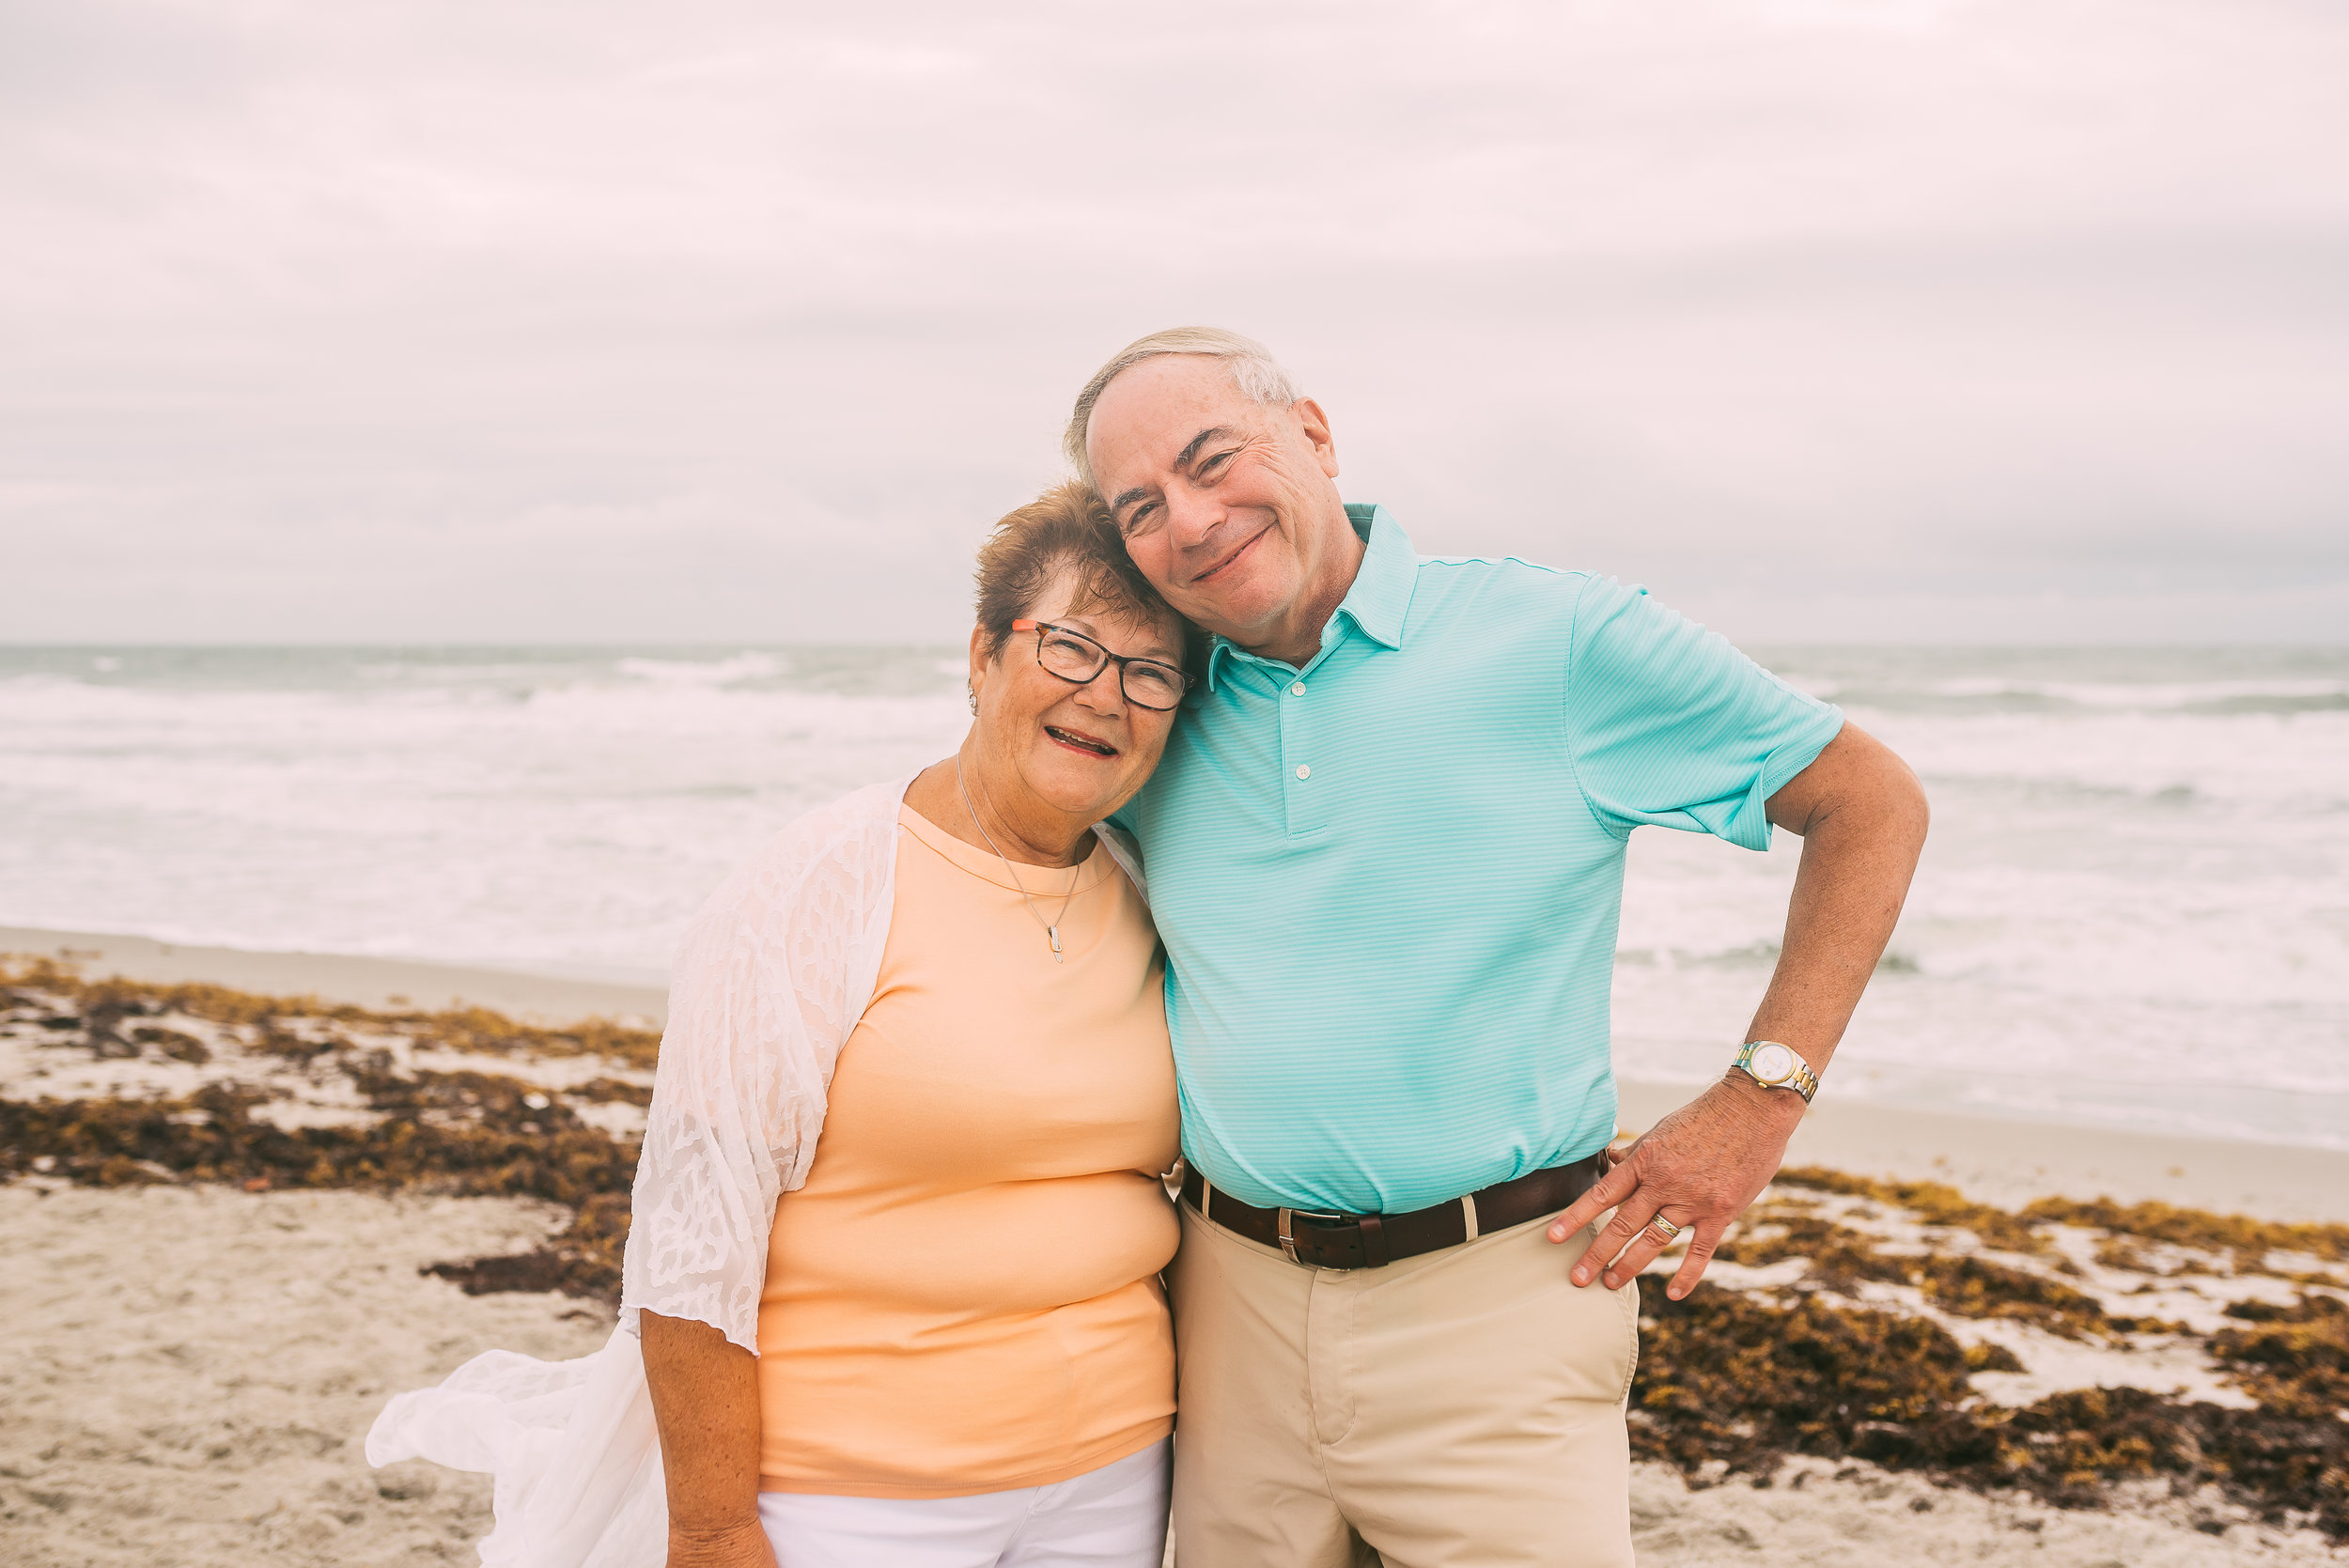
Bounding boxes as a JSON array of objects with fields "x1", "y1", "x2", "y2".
[{"x1": 1119, "y1": 505, "x2": 1845, "y2": 1215}]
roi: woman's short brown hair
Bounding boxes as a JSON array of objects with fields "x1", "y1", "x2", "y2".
[{"x1": 973, "y1": 480, "x2": 1189, "y2": 667}]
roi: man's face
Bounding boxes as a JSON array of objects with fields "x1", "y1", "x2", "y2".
[{"x1": 1084, "y1": 355, "x2": 1346, "y2": 648}]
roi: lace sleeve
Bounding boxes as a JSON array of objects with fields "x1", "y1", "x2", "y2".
[
  {"x1": 1091, "y1": 820, "x2": 1148, "y2": 907},
  {"x1": 367, "y1": 776, "x2": 910, "y2": 1568},
  {"x1": 618, "y1": 780, "x2": 905, "y2": 1353}
]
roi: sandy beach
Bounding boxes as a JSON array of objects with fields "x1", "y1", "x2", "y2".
[
  {"x1": 1, "y1": 1183, "x2": 607, "y2": 1567},
  {"x1": 4, "y1": 932, "x2": 2344, "y2": 1565}
]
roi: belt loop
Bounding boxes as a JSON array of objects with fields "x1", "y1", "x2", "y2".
[
  {"x1": 1360, "y1": 1212, "x2": 1389, "y2": 1268},
  {"x1": 1201, "y1": 1181, "x2": 1215, "y2": 1225},
  {"x1": 1460, "y1": 1193, "x2": 1480, "y2": 1242}
]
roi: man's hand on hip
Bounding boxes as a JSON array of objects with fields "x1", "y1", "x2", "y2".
[
  {"x1": 1547, "y1": 1073, "x2": 1806, "y2": 1300},
  {"x1": 1549, "y1": 722, "x2": 1930, "y2": 1300}
]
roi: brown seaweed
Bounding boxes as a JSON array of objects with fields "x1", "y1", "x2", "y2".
[
  {"x1": 1715, "y1": 1205, "x2": 2145, "y2": 1340},
  {"x1": 1772, "y1": 1165, "x2": 2052, "y2": 1254},
  {"x1": 5, "y1": 958, "x2": 661, "y2": 1068},
  {"x1": 1, "y1": 959, "x2": 650, "y2": 1302},
  {"x1": 1633, "y1": 1288, "x2": 2349, "y2": 1536},
  {"x1": 2021, "y1": 1195, "x2": 2349, "y2": 1271}
]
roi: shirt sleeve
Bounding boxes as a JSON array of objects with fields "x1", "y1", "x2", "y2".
[{"x1": 1563, "y1": 573, "x2": 1844, "y2": 849}]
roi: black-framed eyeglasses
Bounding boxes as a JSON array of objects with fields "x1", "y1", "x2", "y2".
[{"x1": 1011, "y1": 618, "x2": 1193, "y2": 711}]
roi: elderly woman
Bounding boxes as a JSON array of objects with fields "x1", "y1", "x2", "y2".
[{"x1": 369, "y1": 482, "x2": 1192, "y2": 1568}]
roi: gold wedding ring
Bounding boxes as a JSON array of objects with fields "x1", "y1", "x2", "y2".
[{"x1": 1644, "y1": 1216, "x2": 1683, "y2": 1243}]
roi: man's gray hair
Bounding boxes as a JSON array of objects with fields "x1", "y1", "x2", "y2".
[{"x1": 1064, "y1": 326, "x2": 1301, "y2": 487}]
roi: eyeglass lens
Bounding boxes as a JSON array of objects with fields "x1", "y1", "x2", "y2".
[{"x1": 1035, "y1": 628, "x2": 1185, "y2": 709}]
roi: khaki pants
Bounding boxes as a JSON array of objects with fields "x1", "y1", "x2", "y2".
[{"x1": 1166, "y1": 1201, "x2": 1638, "y2": 1568}]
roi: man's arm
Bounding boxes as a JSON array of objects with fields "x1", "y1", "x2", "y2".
[
  {"x1": 1547, "y1": 722, "x2": 1929, "y2": 1298},
  {"x1": 639, "y1": 1311, "x2": 778, "y2": 1568}
]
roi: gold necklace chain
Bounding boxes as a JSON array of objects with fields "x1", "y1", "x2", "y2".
[{"x1": 954, "y1": 754, "x2": 1081, "y2": 964}]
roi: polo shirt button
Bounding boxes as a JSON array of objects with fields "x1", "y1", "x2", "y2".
[
  {"x1": 1295, "y1": 764, "x2": 1311, "y2": 780},
  {"x1": 1290, "y1": 682, "x2": 1306, "y2": 696}
]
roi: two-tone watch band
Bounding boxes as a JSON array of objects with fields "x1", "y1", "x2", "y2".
[{"x1": 1734, "y1": 1039, "x2": 1820, "y2": 1103}]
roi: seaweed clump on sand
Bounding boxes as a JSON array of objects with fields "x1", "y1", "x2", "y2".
[
  {"x1": 4, "y1": 958, "x2": 660, "y2": 1069},
  {"x1": 0, "y1": 960, "x2": 658, "y2": 1301},
  {"x1": 1770, "y1": 1165, "x2": 2053, "y2": 1254},
  {"x1": 2022, "y1": 1195, "x2": 2349, "y2": 1277},
  {"x1": 1774, "y1": 1165, "x2": 2349, "y2": 1283},
  {"x1": 0, "y1": 1079, "x2": 640, "y2": 1299},
  {"x1": 1630, "y1": 1286, "x2": 1983, "y2": 1478},
  {"x1": 1707, "y1": 1204, "x2": 2144, "y2": 1339},
  {"x1": 2215, "y1": 1296, "x2": 2349, "y2": 1418},
  {"x1": 1632, "y1": 1288, "x2": 2349, "y2": 1537}
]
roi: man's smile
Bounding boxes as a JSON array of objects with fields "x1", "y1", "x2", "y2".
[{"x1": 1190, "y1": 522, "x2": 1271, "y2": 585}]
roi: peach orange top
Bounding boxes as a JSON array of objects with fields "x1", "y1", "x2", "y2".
[{"x1": 754, "y1": 803, "x2": 1180, "y2": 1497}]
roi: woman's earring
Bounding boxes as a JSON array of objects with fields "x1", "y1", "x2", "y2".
[{"x1": 967, "y1": 685, "x2": 978, "y2": 715}]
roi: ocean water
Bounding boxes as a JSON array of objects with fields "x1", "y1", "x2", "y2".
[{"x1": 3, "y1": 644, "x2": 2344, "y2": 1149}]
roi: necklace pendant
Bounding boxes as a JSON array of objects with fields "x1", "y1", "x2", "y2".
[{"x1": 1048, "y1": 925, "x2": 1063, "y2": 962}]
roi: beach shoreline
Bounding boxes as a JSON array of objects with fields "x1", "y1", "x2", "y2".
[
  {"x1": 0, "y1": 925, "x2": 666, "y2": 1030},
  {"x1": 9, "y1": 923, "x2": 2344, "y2": 1224}
]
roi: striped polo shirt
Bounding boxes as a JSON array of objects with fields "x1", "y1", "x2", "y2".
[{"x1": 1117, "y1": 505, "x2": 1845, "y2": 1215}]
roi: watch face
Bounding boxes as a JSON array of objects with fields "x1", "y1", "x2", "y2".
[{"x1": 1750, "y1": 1043, "x2": 1797, "y2": 1083}]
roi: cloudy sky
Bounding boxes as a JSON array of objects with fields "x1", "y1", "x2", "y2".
[{"x1": 4, "y1": 0, "x2": 2344, "y2": 644}]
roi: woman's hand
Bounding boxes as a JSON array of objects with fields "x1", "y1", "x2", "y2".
[{"x1": 666, "y1": 1517, "x2": 778, "y2": 1568}]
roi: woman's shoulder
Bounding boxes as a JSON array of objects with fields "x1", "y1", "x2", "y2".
[
  {"x1": 685, "y1": 771, "x2": 917, "y2": 942},
  {"x1": 768, "y1": 772, "x2": 918, "y2": 859},
  {"x1": 1090, "y1": 818, "x2": 1148, "y2": 907}
]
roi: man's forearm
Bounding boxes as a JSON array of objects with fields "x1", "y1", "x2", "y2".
[
  {"x1": 639, "y1": 1311, "x2": 774, "y2": 1568},
  {"x1": 1549, "y1": 722, "x2": 1927, "y2": 1297},
  {"x1": 1749, "y1": 722, "x2": 1930, "y2": 1087}
]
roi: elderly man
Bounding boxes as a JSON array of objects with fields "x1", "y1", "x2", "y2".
[{"x1": 1070, "y1": 327, "x2": 1929, "y2": 1567}]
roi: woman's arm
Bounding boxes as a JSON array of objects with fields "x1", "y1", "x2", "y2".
[{"x1": 640, "y1": 1311, "x2": 777, "y2": 1568}]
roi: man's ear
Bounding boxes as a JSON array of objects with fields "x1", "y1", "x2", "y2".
[{"x1": 1292, "y1": 397, "x2": 1340, "y2": 479}]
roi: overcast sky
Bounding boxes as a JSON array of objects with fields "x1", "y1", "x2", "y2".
[{"x1": 4, "y1": 0, "x2": 2344, "y2": 644}]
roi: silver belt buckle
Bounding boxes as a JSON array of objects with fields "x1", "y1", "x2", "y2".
[{"x1": 1276, "y1": 1206, "x2": 1344, "y2": 1265}]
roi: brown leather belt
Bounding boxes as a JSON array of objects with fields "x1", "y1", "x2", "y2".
[{"x1": 1180, "y1": 1154, "x2": 1608, "y2": 1269}]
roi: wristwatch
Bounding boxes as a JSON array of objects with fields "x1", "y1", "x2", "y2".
[{"x1": 1733, "y1": 1040, "x2": 1819, "y2": 1103}]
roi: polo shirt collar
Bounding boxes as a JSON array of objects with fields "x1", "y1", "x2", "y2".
[{"x1": 1205, "y1": 504, "x2": 1416, "y2": 691}]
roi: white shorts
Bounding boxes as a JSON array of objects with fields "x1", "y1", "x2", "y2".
[{"x1": 756, "y1": 1439, "x2": 1171, "y2": 1568}]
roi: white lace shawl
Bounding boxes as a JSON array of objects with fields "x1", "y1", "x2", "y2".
[
  {"x1": 617, "y1": 770, "x2": 915, "y2": 1352},
  {"x1": 365, "y1": 771, "x2": 1143, "y2": 1568}
]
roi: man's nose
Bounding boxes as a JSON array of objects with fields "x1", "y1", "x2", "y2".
[{"x1": 1161, "y1": 482, "x2": 1225, "y2": 546}]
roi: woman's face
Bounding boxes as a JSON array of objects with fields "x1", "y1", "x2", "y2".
[{"x1": 967, "y1": 564, "x2": 1186, "y2": 829}]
